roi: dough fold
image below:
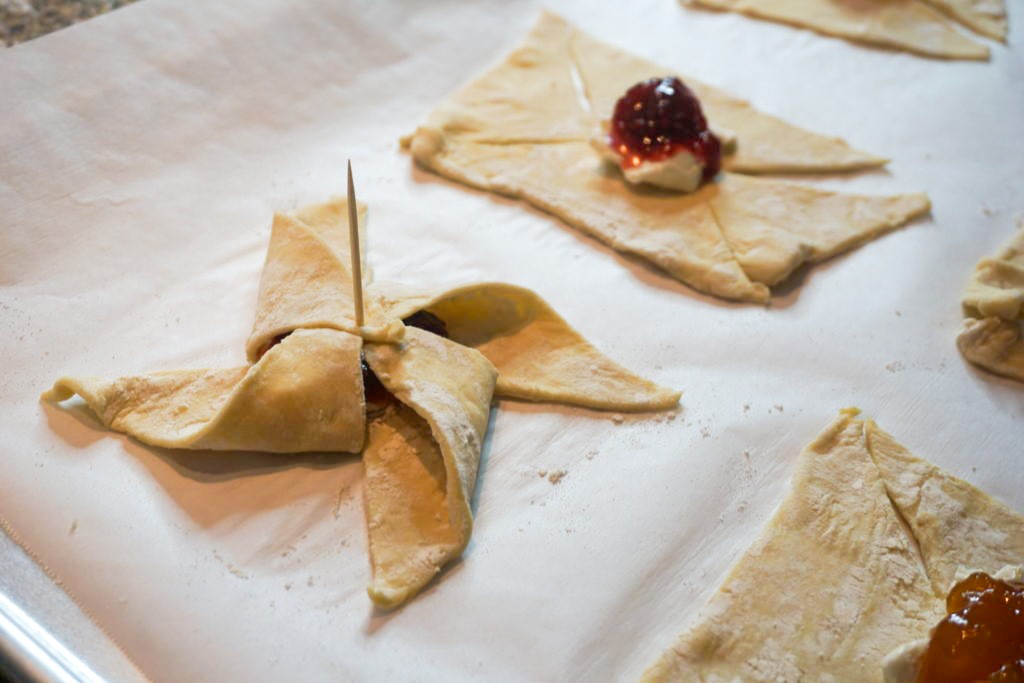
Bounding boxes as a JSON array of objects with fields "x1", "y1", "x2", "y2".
[
  {"x1": 246, "y1": 203, "x2": 368, "y2": 361},
  {"x1": 362, "y1": 328, "x2": 497, "y2": 609},
  {"x1": 42, "y1": 329, "x2": 366, "y2": 453},
  {"x1": 923, "y1": 0, "x2": 1008, "y2": 41},
  {"x1": 957, "y1": 228, "x2": 1024, "y2": 382},
  {"x1": 866, "y1": 420, "x2": 1024, "y2": 597},
  {"x1": 246, "y1": 195, "x2": 679, "y2": 409},
  {"x1": 406, "y1": 12, "x2": 929, "y2": 302},
  {"x1": 957, "y1": 316, "x2": 1024, "y2": 382},
  {"x1": 641, "y1": 410, "x2": 1024, "y2": 682},
  {"x1": 710, "y1": 174, "x2": 930, "y2": 286},
  {"x1": 45, "y1": 196, "x2": 677, "y2": 608},
  {"x1": 373, "y1": 281, "x2": 681, "y2": 411}
]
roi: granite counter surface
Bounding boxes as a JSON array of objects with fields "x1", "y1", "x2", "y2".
[{"x1": 2, "y1": 0, "x2": 138, "y2": 46}]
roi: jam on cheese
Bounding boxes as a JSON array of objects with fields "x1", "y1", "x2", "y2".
[
  {"x1": 916, "y1": 572, "x2": 1024, "y2": 682},
  {"x1": 609, "y1": 76, "x2": 721, "y2": 182}
]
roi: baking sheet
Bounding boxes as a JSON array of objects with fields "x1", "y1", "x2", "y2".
[{"x1": 2, "y1": 0, "x2": 1022, "y2": 681}]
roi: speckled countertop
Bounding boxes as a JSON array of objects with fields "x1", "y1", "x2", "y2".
[{"x1": 1, "y1": 0, "x2": 137, "y2": 46}]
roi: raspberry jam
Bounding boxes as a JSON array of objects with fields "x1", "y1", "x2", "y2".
[
  {"x1": 608, "y1": 76, "x2": 721, "y2": 182},
  {"x1": 916, "y1": 572, "x2": 1024, "y2": 682},
  {"x1": 401, "y1": 310, "x2": 448, "y2": 339}
]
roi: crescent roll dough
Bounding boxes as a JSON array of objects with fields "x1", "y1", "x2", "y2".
[
  {"x1": 43, "y1": 329, "x2": 366, "y2": 454},
  {"x1": 362, "y1": 328, "x2": 496, "y2": 608},
  {"x1": 641, "y1": 410, "x2": 1024, "y2": 682},
  {"x1": 45, "y1": 196, "x2": 677, "y2": 609},
  {"x1": 405, "y1": 12, "x2": 930, "y2": 303},
  {"x1": 958, "y1": 228, "x2": 1024, "y2": 382},
  {"x1": 687, "y1": 0, "x2": 999, "y2": 60}
]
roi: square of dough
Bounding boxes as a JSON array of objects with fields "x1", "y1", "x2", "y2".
[{"x1": 405, "y1": 12, "x2": 930, "y2": 303}]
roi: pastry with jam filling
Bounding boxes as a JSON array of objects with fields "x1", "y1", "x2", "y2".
[{"x1": 405, "y1": 12, "x2": 930, "y2": 303}]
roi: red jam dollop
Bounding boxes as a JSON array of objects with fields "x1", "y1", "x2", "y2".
[
  {"x1": 916, "y1": 572, "x2": 1024, "y2": 683},
  {"x1": 609, "y1": 76, "x2": 721, "y2": 181}
]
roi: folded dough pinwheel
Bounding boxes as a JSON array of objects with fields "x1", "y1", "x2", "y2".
[
  {"x1": 44, "y1": 197, "x2": 679, "y2": 609},
  {"x1": 685, "y1": 0, "x2": 1006, "y2": 61},
  {"x1": 640, "y1": 409, "x2": 1024, "y2": 682},
  {"x1": 958, "y1": 227, "x2": 1024, "y2": 383},
  {"x1": 403, "y1": 12, "x2": 930, "y2": 304}
]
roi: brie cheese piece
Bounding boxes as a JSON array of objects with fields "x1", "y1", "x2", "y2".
[{"x1": 591, "y1": 134, "x2": 705, "y2": 192}]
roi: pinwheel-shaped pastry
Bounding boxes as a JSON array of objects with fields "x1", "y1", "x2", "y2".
[
  {"x1": 958, "y1": 227, "x2": 1024, "y2": 383},
  {"x1": 44, "y1": 197, "x2": 678, "y2": 608},
  {"x1": 404, "y1": 12, "x2": 930, "y2": 304}
]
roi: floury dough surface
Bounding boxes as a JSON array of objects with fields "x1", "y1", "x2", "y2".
[
  {"x1": 591, "y1": 137, "x2": 705, "y2": 193},
  {"x1": 404, "y1": 12, "x2": 930, "y2": 304},
  {"x1": 1, "y1": 1, "x2": 1022, "y2": 681},
  {"x1": 641, "y1": 411, "x2": 1024, "y2": 681}
]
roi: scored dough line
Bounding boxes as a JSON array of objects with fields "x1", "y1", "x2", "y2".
[
  {"x1": 567, "y1": 36, "x2": 594, "y2": 120},
  {"x1": 864, "y1": 425, "x2": 937, "y2": 598}
]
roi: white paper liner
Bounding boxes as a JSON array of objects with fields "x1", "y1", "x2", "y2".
[{"x1": 1, "y1": 0, "x2": 1022, "y2": 680}]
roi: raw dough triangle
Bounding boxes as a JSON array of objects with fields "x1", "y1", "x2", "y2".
[
  {"x1": 962, "y1": 228, "x2": 1024, "y2": 320},
  {"x1": 406, "y1": 135, "x2": 766, "y2": 304},
  {"x1": 247, "y1": 204, "x2": 367, "y2": 360},
  {"x1": 688, "y1": 0, "x2": 992, "y2": 60},
  {"x1": 406, "y1": 12, "x2": 930, "y2": 303},
  {"x1": 641, "y1": 410, "x2": 1024, "y2": 681},
  {"x1": 42, "y1": 329, "x2": 366, "y2": 454},
  {"x1": 710, "y1": 173, "x2": 930, "y2": 286},
  {"x1": 418, "y1": 10, "x2": 589, "y2": 144},
  {"x1": 376, "y1": 281, "x2": 681, "y2": 410},
  {"x1": 363, "y1": 328, "x2": 496, "y2": 608}
]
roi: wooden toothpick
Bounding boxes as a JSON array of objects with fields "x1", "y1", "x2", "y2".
[{"x1": 347, "y1": 160, "x2": 365, "y2": 327}]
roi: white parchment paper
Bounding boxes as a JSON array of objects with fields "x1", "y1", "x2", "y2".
[{"x1": 2, "y1": 1, "x2": 1022, "y2": 681}]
